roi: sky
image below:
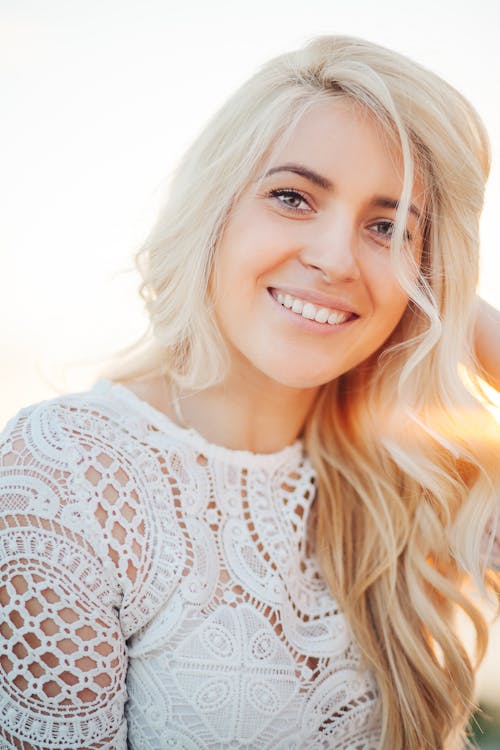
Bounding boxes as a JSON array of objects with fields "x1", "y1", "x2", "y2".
[{"x1": 0, "y1": 0, "x2": 500, "y2": 704}]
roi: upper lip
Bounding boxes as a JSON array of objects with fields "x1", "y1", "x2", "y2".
[{"x1": 269, "y1": 286, "x2": 359, "y2": 316}]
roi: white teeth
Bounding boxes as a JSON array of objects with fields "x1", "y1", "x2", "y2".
[
  {"x1": 302, "y1": 303, "x2": 316, "y2": 320},
  {"x1": 273, "y1": 290, "x2": 353, "y2": 325},
  {"x1": 315, "y1": 308, "x2": 329, "y2": 323},
  {"x1": 328, "y1": 311, "x2": 346, "y2": 324}
]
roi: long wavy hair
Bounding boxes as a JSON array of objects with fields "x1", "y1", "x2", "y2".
[{"x1": 102, "y1": 36, "x2": 500, "y2": 749}]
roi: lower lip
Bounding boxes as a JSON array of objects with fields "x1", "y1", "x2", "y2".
[{"x1": 266, "y1": 289, "x2": 358, "y2": 335}]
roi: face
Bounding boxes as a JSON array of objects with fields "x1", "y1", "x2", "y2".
[{"x1": 213, "y1": 98, "x2": 424, "y2": 390}]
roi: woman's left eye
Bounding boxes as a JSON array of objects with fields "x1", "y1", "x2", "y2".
[
  {"x1": 268, "y1": 189, "x2": 311, "y2": 213},
  {"x1": 369, "y1": 220, "x2": 411, "y2": 243}
]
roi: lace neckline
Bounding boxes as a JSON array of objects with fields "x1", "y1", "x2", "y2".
[{"x1": 93, "y1": 379, "x2": 305, "y2": 471}]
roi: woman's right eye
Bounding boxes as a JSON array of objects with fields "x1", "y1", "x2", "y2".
[{"x1": 267, "y1": 189, "x2": 312, "y2": 213}]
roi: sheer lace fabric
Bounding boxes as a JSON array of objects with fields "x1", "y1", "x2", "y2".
[{"x1": 0, "y1": 379, "x2": 383, "y2": 748}]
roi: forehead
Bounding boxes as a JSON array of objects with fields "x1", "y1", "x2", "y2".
[{"x1": 273, "y1": 98, "x2": 401, "y2": 175}]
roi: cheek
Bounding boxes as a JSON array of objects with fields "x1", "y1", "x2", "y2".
[
  {"x1": 365, "y1": 260, "x2": 410, "y2": 323},
  {"x1": 219, "y1": 203, "x2": 298, "y2": 276},
  {"x1": 213, "y1": 237, "x2": 265, "y2": 324},
  {"x1": 381, "y1": 286, "x2": 409, "y2": 323}
]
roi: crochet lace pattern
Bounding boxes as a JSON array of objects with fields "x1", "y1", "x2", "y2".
[{"x1": 0, "y1": 379, "x2": 386, "y2": 748}]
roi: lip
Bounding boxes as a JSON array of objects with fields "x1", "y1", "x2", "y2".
[
  {"x1": 268, "y1": 286, "x2": 359, "y2": 316},
  {"x1": 266, "y1": 288, "x2": 359, "y2": 333}
]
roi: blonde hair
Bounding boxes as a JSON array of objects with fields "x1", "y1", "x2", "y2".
[{"x1": 102, "y1": 36, "x2": 500, "y2": 749}]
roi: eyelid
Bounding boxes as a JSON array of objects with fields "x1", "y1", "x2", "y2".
[
  {"x1": 368, "y1": 219, "x2": 394, "y2": 230},
  {"x1": 368, "y1": 219, "x2": 412, "y2": 243},
  {"x1": 266, "y1": 187, "x2": 314, "y2": 213}
]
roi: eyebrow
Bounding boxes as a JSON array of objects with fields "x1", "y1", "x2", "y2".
[
  {"x1": 372, "y1": 196, "x2": 422, "y2": 221},
  {"x1": 262, "y1": 163, "x2": 422, "y2": 221},
  {"x1": 263, "y1": 163, "x2": 333, "y2": 190}
]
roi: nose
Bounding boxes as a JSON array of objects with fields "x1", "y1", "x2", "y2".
[{"x1": 298, "y1": 210, "x2": 361, "y2": 282}]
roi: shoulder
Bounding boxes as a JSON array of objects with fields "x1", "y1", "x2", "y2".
[
  {"x1": 0, "y1": 381, "x2": 143, "y2": 524},
  {"x1": 0, "y1": 380, "x2": 189, "y2": 636},
  {"x1": 0, "y1": 378, "x2": 178, "y2": 472},
  {"x1": 1, "y1": 379, "x2": 139, "y2": 452},
  {"x1": 0, "y1": 380, "x2": 143, "y2": 570}
]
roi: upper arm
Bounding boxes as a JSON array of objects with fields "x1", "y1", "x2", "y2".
[
  {"x1": 0, "y1": 408, "x2": 129, "y2": 749},
  {"x1": 474, "y1": 297, "x2": 500, "y2": 392},
  {"x1": 484, "y1": 519, "x2": 500, "y2": 571}
]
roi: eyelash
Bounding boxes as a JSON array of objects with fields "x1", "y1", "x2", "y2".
[
  {"x1": 267, "y1": 188, "x2": 413, "y2": 242},
  {"x1": 267, "y1": 188, "x2": 312, "y2": 213},
  {"x1": 369, "y1": 221, "x2": 412, "y2": 243}
]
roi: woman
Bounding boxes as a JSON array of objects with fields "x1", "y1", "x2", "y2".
[{"x1": 0, "y1": 36, "x2": 499, "y2": 750}]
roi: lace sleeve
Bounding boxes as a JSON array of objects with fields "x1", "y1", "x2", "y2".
[{"x1": 0, "y1": 405, "x2": 128, "y2": 749}]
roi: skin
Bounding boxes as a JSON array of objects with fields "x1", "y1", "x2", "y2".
[
  {"x1": 123, "y1": 99, "x2": 499, "y2": 453},
  {"x1": 474, "y1": 298, "x2": 500, "y2": 392}
]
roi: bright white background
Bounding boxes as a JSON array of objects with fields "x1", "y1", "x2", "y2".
[{"x1": 1, "y1": 0, "x2": 499, "y2": 708}]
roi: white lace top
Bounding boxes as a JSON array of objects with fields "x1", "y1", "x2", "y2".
[{"x1": 0, "y1": 378, "x2": 391, "y2": 749}]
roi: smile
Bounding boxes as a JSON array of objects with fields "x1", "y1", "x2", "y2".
[{"x1": 269, "y1": 289, "x2": 357, "y2": 325}]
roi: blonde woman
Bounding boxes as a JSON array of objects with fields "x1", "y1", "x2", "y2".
[{"x1": 0, "y1": 36, "x2": 499, "y2": 750}]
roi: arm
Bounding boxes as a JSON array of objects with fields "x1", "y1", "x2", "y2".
[
  {"x1": 0, "y1": 408, "x2": 128, "y2": 748},
  {"x1": 474, "y1": 297, "x2": 500, "y2": 391},
  {"x1": 474, "y1": 298, "x2": 500, "y2": 571}
]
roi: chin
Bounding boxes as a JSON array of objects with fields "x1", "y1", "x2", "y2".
[{"x1": 261, "y1": 363, "x2": 347, "y2": 391}]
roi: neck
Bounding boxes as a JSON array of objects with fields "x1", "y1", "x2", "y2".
[{"x1": 176, "y1": 367, "x2": 318, "y2": 454}]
